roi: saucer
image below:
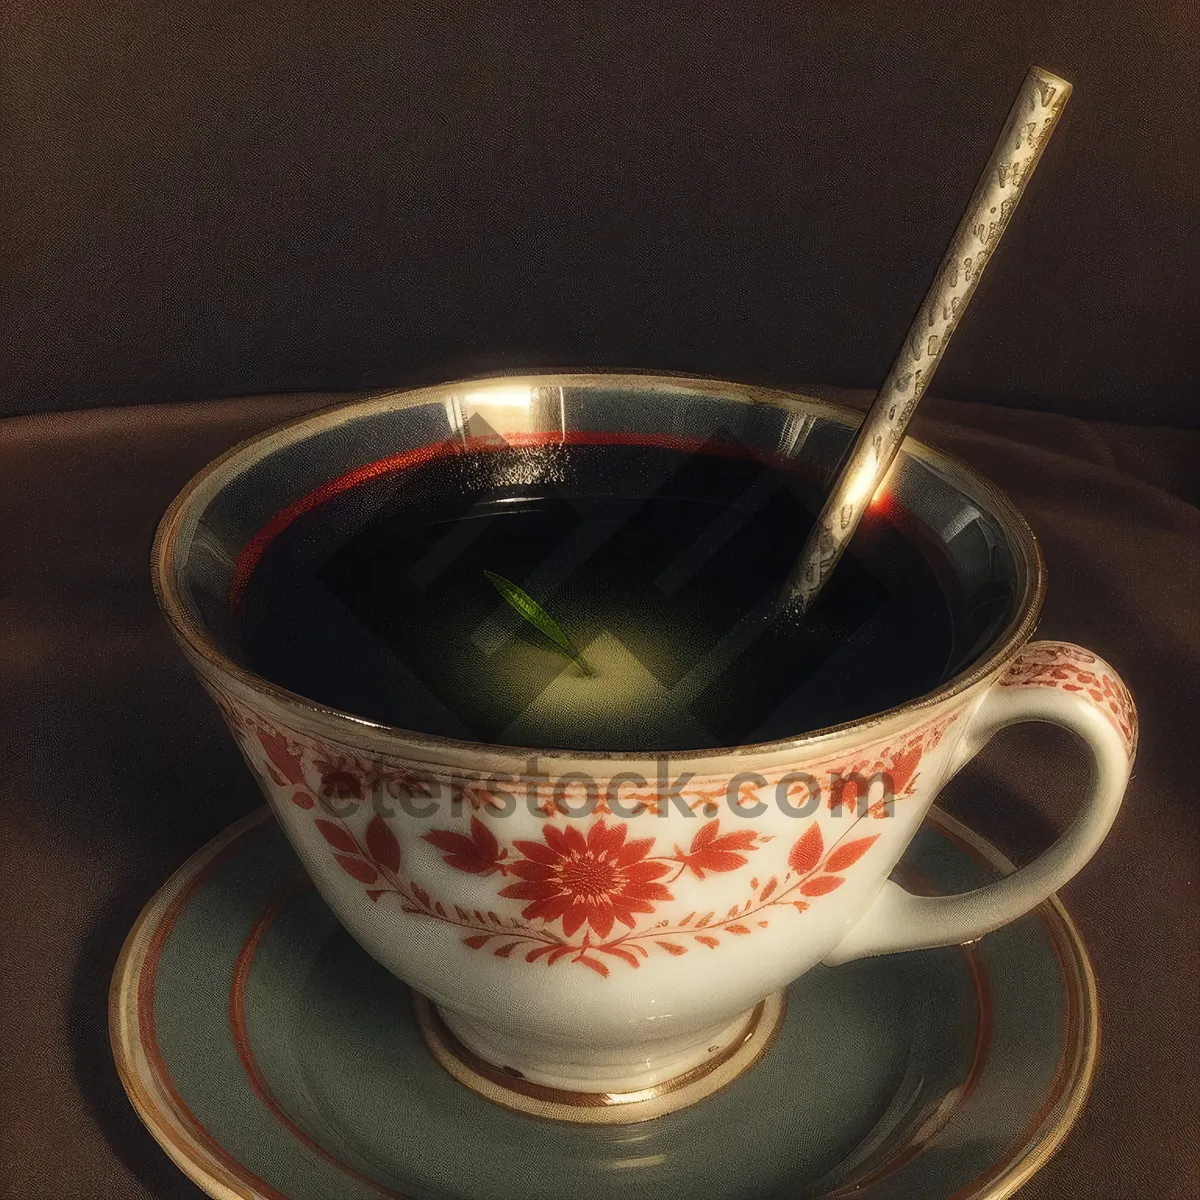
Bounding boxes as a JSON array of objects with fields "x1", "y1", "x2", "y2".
[{"x1": 111, "y1": 807, "x2": 1097, "y2": 1199}]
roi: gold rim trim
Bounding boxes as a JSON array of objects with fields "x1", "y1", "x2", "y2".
[
  {"x1": 150, "y1": 373, "x2": 1046, "y2": 766},
  {"x1": 109, "y1": 805, "x2": 1097, "y2": 1199},
  {"x1": 412, "y1": 991, "x2": 786, "y2": 1125}
]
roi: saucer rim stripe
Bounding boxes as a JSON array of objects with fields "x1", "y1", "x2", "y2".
[
  {"x1": 228, "y1": 881, "x2": 413, "y2": 1199},
  {"x1": 821, "y1": 867, "x2": 995, "y2": 1191},
  {"x1": 935, "y1": 811, "x2": 1098, "y2": 1200},
  {"x1": 110, "y1": 808, "x2": 289, "y2": 1200}
]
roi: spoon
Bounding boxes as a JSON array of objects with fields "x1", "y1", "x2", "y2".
[{"x1": 781, "y1": 65, "x2": 1072, "y2": 614}]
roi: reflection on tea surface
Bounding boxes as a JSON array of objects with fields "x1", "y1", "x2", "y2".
[{"x1": 237, "y1": 439, "x2": 955, "y2": 749}]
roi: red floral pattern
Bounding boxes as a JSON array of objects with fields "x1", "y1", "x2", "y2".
[
  {"x1": 999, "y1": 641, "x2": 1137, "y2": 754},
  {"x1": 208, "y1": 682, "x2": 959, "y2": 977},
  {"x1": 674, "y1": 822, "x2": 760, "y2": 878},
  {"x1": 255, "y1": 727, "x2": 307, "y2": 786},
  {"x1": 412, "y1": 810, "x2": 895, "y2": 974},
  {"x1": 496, "y1": 821, "x2": 673, "y2": 939},
  {"x1": 423, "y1": 817, "x2": 508, "y2": 876}
]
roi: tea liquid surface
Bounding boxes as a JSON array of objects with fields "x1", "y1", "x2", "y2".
[{"x1": 236, "y1": 440, "x2": 957, "y2": 749}]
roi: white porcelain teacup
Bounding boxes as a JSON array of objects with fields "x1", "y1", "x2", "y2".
[{"x1": 153, "y1": 375, "x2": 1135, "y2": 1116}]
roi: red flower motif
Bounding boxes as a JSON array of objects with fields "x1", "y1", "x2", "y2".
[{"x1": 498, "y1": 820, "x2": 673, "y2": 939}]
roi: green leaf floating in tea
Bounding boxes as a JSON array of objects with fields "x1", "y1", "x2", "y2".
[{"x1": 484, "y1": 570, "x2": 595, "y2": 676}]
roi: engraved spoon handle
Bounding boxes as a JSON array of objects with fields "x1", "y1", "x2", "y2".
[{"x1": 783, "y1": 66, "x2": 1072, "y2": 613}]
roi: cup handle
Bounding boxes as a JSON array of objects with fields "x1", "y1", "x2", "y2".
[{"x1": 825, "y1": 641, "x2": 1136, "y2": 965}]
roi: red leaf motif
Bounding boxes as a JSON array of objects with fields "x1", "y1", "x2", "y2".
[
  {"x1": 315, "y1": 819, "x2": 358, "y2": 854},
  {"x1": 525, "y1": 945, "x2": 555, "y2": 963},
  {"x1": 335, "y1": 854, "x2": 378, "y2": 883},
  {"x1": 579, "y1": 956, "x2": 609, "y2": 977},
  {"x1": 656, "y1": 941, "x2": 688, "y2": 956},
  {"x1": 493, "y1": 942, "x2": 522, "y2": 958},
  {"x1": 788, "y1": 824, "x2": 824, "y2": 875},
  {"x1": 888, "y1": 744, "x2": 923, "y2": 795},
  {"x1": 364, "y1": 815, "x2": 402, "y2": 873},
  {"x1": 463, "y1": 934, "x2": 492, "y2": 949},
  {"x1": 319, "y1": 769, "x2": 364, "y2": 802},
  {"x1": 470, "y1": 814, "x2": 500, "y2": 857},
  {"x1": 600, "y1": 945, "x2": 641, "y2": 968},
  {"x1": 547, "y1": 945, "x2": 575, "y2": 965},
  {"x1": 799, "y1": 875, "x2": 844, "y2": 896},
  {"x1": 759, "y1": 877, "x2": 777, "y2": 901},
  {"x1": 255, "y1": 728, "x2": 306, "y2": 785},
  {"x1": 825, "y1": 835, "x2": 879, "y2": 872},
  {"x1": 828, "y1": 772, "x2": 869, "y2": 814},
  {"x1": 725, "y1": 923, "x2": 751, "y2": 935},
  {"x1": 695, "y1": 935, "x2": 720, "y2": 948},
  {"x1": 423, "y1": 815, "x2": 505, "y2": 875},
  {"x1": 290, "y1": 790, "x2": 315, "y2": 810},
  {"x1": 677, "y1": 820, "x2": 758, "y2": 878}
]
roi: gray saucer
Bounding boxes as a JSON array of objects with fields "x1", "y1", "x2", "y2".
[{"x1": 111, "y1": 806, "x2": 1096, "y2": 1200}]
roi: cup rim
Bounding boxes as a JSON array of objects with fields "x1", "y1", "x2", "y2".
[{"x1": 152, "y1": 372, "x2": 1046, "y2": 762}]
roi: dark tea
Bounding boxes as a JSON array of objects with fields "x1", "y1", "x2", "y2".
[{"x1": 235, "y1": 436, "x2": 958, "y2": 750}]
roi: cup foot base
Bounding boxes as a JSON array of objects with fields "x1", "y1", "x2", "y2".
[{"x1": 413, "y1": 990, "x2": 786, "y2": 1124}]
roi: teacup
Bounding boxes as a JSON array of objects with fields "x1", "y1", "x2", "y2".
[{"x1": 153, "y1": 374, "x2": 1135, "y2": 1118}]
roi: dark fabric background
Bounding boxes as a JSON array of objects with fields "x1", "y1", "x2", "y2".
[
  {"x1": 1, "y1": 389, "x2": 1198, "y2": 1198},
  {"x1": 2, "y1": 2, "x2": 1198, "y2": 1196},
  {"x1": 2, "y1": 1, "x2": 1197, "y2": 424}
]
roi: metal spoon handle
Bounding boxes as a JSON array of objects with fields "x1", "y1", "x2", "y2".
[{"x1": 783, "y1": 66, "x2": 1072, "y2": 613}]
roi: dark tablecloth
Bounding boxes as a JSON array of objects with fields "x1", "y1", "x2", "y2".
[{"x1": 1, "y1": 388, "x2": 1197, "y2": 1199}]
